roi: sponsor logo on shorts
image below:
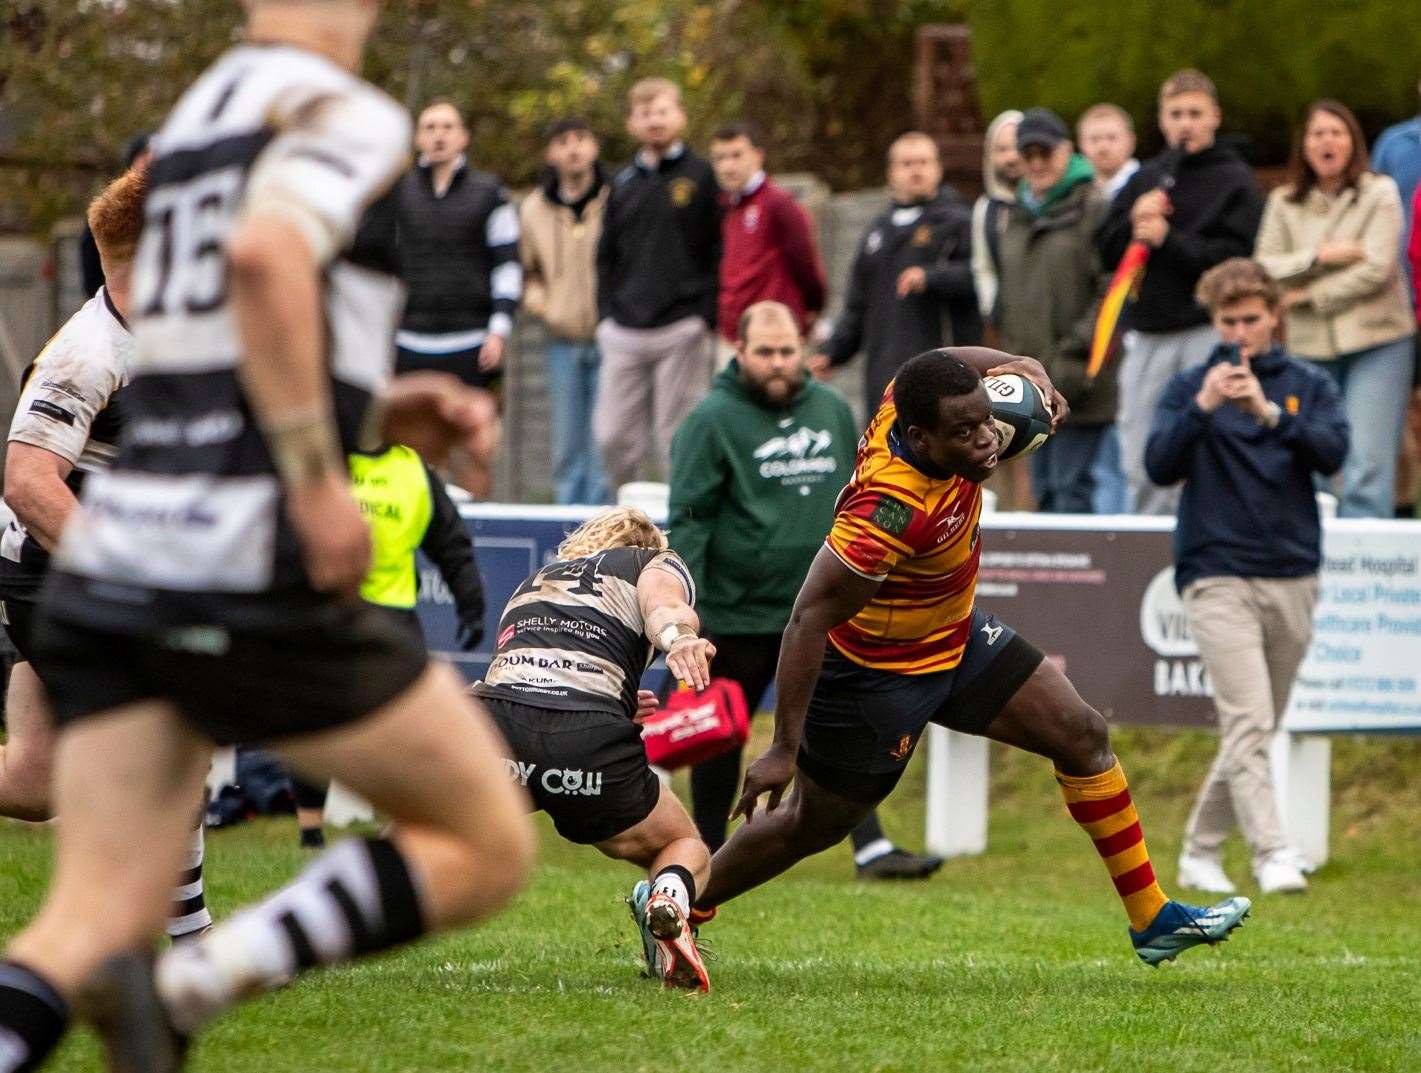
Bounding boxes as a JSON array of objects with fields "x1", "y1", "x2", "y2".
[
  {"x1": 502, "y1": 759, "x2": 604, "y2": 796},
  {"x1": 980, "y1": 622, "x2": 1003, "y2": 646}
]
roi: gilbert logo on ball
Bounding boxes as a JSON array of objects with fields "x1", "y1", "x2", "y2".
[{"x1": 982, "y1": 374, "x2": 1053, "y2": 460}]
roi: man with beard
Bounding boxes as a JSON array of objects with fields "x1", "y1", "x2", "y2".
[
  {"x1": 812, "y1": 133, "x2": 981, "y2": 417},
  {"x1": 668, "y1": 301, "x2": 943, "y2": 879}
]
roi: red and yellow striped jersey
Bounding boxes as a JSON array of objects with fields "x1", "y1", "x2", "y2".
[{"x1": 824, "y1": 387, "x2": 982, "y2": 674}]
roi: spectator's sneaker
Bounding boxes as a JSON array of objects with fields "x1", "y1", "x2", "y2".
[
  {"x1": 75, "y1": 951, "x2": 188, "y2": 1073},
  {"x1": 1130, "y1": 897, "x2": 1252, "y2": 966},
  {"x1": 627, "y1": 880, "x2": 662, "y2": 980},
  {"x1": 645, "y1": 892, "x2": 710, "y2": 993},
  {"x1": 1254, "y1": 853, "x2": 1308, "y2": 894},
  {"x1": 1279, "y1": 846, "x2": 1317, "y2": 876},
  {"x1": 856, "y1": 848, "x2": 945, "y2": 881},
  {"x1": 1177, "y1": 852, "x2": 1237, "y2": 894}
]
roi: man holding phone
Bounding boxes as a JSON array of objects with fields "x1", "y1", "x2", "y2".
[{"x1": 1145, "y1": 258, "x2": 1349, "y2": 896}]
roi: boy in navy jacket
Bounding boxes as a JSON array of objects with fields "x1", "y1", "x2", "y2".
[{"x1": 1147, "y1": 258, "x2": 1347, "y2": 896}]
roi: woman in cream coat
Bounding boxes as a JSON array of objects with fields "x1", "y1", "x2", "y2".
[{"x1": 1256, "y1": 99, "x2": 1415, "y2": 518}]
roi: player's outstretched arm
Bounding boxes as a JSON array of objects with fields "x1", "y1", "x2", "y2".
[
  {"x1": 639, "y1": 565, "x2": 715, "y2": 692},
  {"x1": 3, "y1": 443, "x2": 77, "y2": 553},
  {"x1": 734, "y1": 547, "x2": 881, "y2": 821}
]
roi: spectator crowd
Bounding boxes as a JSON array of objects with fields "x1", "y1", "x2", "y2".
[{"x1": 386, "y1": 68, "x2": 1421, "y2": 524}]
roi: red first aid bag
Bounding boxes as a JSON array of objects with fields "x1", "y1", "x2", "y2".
[{"x1": 641, "y1": 679, "x2": 750, "y2": 769}]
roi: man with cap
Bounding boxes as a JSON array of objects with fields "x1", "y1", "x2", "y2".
[{"x1": 994, "y1": 108, "x2": 1114, "y2": 512}]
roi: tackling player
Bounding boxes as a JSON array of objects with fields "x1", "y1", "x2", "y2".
[
  {"x1": 472, "y1": 507, "x2": 715, "y2": 991},
  {"x1": 693, "y1": 346, "x2": 1252, "y2": 966},
  {"x1": 0, "y1": 165, "x2": 212, "y2": 940},
  {"x1": 0, "y1": 2, "x2": 532, "y2": 1071}
]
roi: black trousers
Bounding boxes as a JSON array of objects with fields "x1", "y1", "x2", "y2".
[{"x1": 692, "y1": 632, "x2": 889, "y2": 855}]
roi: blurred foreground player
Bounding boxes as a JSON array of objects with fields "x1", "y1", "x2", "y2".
[
  {"x1": 694, "y1": 347, "x2": 1252, "y2": 966},
  {"x1": 473, "y1": 507, "x2": 715, "y2": 991},
  {"x1": 0, "y1": 166, "x2": 211, "y2": 940},
  {"x1": 0, "y1": 3, "x2": 533, "y2": 1071}
]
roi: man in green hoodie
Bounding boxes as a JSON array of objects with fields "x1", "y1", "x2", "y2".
[
  {"x1": 996, "y1": 108, "x2": 1115, "y2": 512},
  {"x1": 669, "y1": 300, "x2": 943, "y2": 879}
]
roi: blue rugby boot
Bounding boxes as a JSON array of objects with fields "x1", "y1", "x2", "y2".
[
  {"x1": 627, "y1": 880, "x2": 662, "y2": 979},
  {"x1": 1130, "y1": 896, "x2": 1252, "y2": 966}
]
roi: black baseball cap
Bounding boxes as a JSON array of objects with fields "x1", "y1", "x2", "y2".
[{"x1": 1016, "y1": 108, "x2": 1069, "y2": 150}]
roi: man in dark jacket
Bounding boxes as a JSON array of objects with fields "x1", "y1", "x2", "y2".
[
  {"x1": 1146, "y1": 258, "x2": 1347, "y2": 896},
  {"x1": 594, "y1": 78, "x2": 721, "y2": 493},
  {"x1": 996, "y1": 109, "x2": 1114, "y2": 512},
  {"x1": 669, "y1": 301, "x2": 942, "y2": 879},
  {"x1": 815, "y1": 132, "x2": 981, "y2": 418},
  {"x1": 1098, "y1": 70, "x2": 1263, "y2": 514},
  {"x1": 395, "y1": 107, "x2": 520, "y2": 371}
]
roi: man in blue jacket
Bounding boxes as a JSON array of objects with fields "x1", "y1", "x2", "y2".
[{"x1": 1146, "y1": 258, "x2": 1348, "y2": 897}]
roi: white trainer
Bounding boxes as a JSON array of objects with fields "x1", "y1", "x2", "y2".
[
  {"x1": 1254, "y1": 853, "x2": 1308, "y2": 894},
  {"x1": 1177, "y1": 853, "x2": 1237, "y2": 894}
]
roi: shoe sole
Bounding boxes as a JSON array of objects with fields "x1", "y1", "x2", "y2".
[
  {"x1": 1138, "y1": 904, "x2": 1252, "y2": 967},
  {"x1": 74, "y1": 953, "x2": 186, "y2": 1073},
  {"x1": 646, "y1": 899, "x2": 684, "y2": 942}
]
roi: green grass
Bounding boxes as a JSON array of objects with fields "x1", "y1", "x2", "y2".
[{"x1": 4, "y1": 728, "x2": 1421, "y2": 1072}]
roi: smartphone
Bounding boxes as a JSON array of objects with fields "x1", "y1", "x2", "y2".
[{"x1": 1220, "y1": 343, "x2": 1243, "y2": 366}]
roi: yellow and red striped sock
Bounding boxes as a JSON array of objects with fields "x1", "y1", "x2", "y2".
[{"x1": 1056, "y1": 760, "x2": 1168, "y2": 932}]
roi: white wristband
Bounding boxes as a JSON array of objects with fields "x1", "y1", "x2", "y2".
[{"x1": 658, "y1": 623, "x2": 695, "y2": 651}]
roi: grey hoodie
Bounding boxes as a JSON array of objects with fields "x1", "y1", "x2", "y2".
[{"x1": 971, "y1": 109, "x2": 1023, "y2": 321}]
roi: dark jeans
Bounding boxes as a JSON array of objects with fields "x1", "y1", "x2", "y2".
[
  {"x1": 1029, "y1": 424, "x2": 1106, "y2": 513},
  {"x1": 692, "y1": 632, "x2": 889, "y2": 856}
]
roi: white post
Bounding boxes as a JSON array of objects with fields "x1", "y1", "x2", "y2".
[
  {"x1": 323, "y1": 781, "x2": 375, "y2": 828},
  {"x1": 924, "y1": 725, "x2": 989, "y2": 857},
  {"x1": 1269, "y1": 731, "x2": 1330, "y2": 869},
  {"x1": 205, "y1": 746, "x2": 236, "y2": 798}
]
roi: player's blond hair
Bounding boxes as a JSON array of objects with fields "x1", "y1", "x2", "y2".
[
  {"x1": 556, "y1": 507, "x2": 668, "y2": 560},
  {"x1": 87, "y1": 166, "x2": 147, "y2": 264}
]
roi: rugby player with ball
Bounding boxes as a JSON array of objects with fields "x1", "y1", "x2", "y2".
[{"x1": 691, "y1": 346, "x2": 1253, "y2": 966}]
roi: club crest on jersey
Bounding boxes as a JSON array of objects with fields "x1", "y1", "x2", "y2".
[
  {"x1": 911, "y1": 223, "x2": 933, "y2": 247},
  {"x1": 668, "y1": 177, "x2": 697, "y2": 207},
  {"x1": 889, "y1": 734, "x2": 914, "y2": 762},
  {"x1": 870, "y1": 495, "x2": 913, "y2": 536}
]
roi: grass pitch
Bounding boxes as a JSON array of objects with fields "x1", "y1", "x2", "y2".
[{"x1": 4, "y1": 728, "x2": 1419, "y2": 1073}]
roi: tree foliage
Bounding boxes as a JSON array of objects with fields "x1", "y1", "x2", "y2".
[
  {"x1": 1, "y1": 0, "x2": 969, "y2": 234},
  {"x1": 8, "y1": 1, "x2": 1421, "y2": 235},
  {"x1": 967, "y1": 0, "x2": 1421, "y2": 163}
]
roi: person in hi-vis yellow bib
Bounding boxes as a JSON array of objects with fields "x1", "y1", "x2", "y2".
[{"x1": 294, "y1": 443, "x2": 486, "y2": 847}]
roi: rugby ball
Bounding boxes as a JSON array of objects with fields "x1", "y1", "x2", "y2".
[{"x1": 983, "y1": 373, "x2": 1052, "y2": 461}]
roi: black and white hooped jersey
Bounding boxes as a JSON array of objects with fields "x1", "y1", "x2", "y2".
[
  {"x1": 0, "y1": 288, "x2": 131, "y2": 600},
  {"x1": 474, "y1": 546, "x2": 696, "y2": 719},
  {"x1": 45, "y1": 43, "x2": 411, "y2": 631}
]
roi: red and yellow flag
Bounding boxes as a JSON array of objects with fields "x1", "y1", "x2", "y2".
[{"x1": 1086, "y1": 239, "x2": 1151, "y2": 380}]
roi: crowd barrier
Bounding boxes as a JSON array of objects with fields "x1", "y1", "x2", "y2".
[{"x1": 376, "y1": 505, "x2": 1421, "y2": 857}]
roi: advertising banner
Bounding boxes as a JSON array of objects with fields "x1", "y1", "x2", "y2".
[{"x1": 418, "y1": 507, "x2": 1421, "y2": 733}]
